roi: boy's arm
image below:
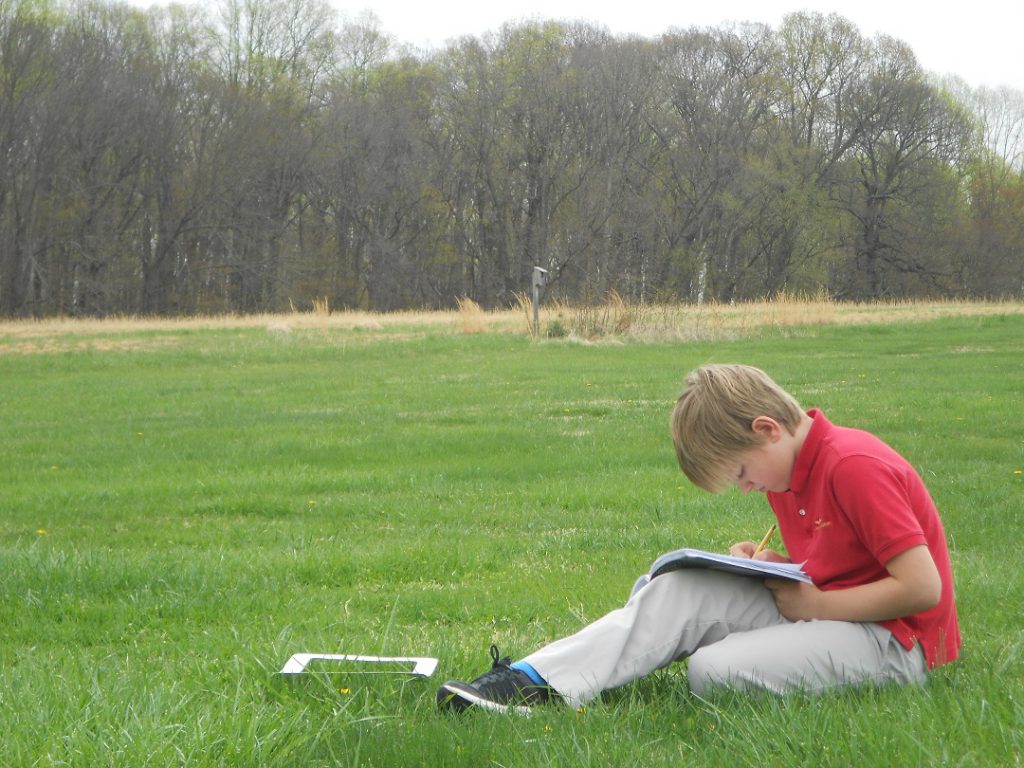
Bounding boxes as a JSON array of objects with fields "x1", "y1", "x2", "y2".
[{"x1": 765, "y1": 545, "x2": 942, "y2": 622}]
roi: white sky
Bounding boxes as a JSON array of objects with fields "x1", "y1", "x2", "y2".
[{"x1": 344, "y1": 0, "x2": 1023, "y2": 91}]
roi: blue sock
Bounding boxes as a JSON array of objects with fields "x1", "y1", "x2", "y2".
[{"x1": 510, "y1": 660, "x2": 547, "y2": 686}]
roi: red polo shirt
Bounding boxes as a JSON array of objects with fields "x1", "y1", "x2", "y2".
[{"x1": 767, "y1": 410, "x2": 960, "y2": 668}]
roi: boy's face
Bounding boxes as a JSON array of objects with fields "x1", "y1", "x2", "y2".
[
  {"x1": 732, "y1": 442, "x2": 794, "y2": 494},
  {"x1": 730, "y1": 415, "x2": 802, "y2": 494}
]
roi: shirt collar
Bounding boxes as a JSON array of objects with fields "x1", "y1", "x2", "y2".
[{"x1": 788, "y1": 408, "x2": 828, "y2": 495}]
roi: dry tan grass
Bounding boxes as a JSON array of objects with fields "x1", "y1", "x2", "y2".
[
  {"x1": 0, "y1": 335, "x2": 181, "y2": 355},
  {"x1": 540, "y1": 296, "x2": 1024, "y2": 342},
  {"x1": 0, "y1": 310, "x2": 462, "y2": 339},
  {"x1": 456, "y1": 297, "x2": 487, "y2": 334},
  {"x1": 1, "y1": 298, "x2": 1022, "y2": 351},
  {"x1": 311, "y1": 296, "x2": 330, "y2": 316}
]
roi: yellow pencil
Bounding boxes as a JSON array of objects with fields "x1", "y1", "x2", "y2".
[{"x1": 752, "y1": 523, "x2": 777, "y2": 558}]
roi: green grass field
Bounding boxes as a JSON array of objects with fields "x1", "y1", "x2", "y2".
[{"x1": 1, "y1": 311, "x2": 1022, "y2": 767}]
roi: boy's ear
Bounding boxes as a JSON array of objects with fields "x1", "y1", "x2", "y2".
[{"x1": 750, "y1": 415, "x2": 783, "y2": 442}]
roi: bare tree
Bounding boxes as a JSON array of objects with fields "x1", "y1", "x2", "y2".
[
  {"x1": 0, "y1": 0, "x2": 58, "y2": 315},
  {"x1": 832, "y1": 36, "x2": 973, "y2": 298}
]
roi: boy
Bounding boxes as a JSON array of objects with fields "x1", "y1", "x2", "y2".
[{"x1": 437, "y1": 364, "x2": 960, "y2": 713}]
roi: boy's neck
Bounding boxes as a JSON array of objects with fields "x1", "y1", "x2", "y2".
[{"x1": 790, "y1": 412, "x2": 814, "y2": 456}]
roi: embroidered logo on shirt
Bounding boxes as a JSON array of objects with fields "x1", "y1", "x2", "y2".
[{"x1": 814, "y1": 518, "x2": 831, "y2": 529}]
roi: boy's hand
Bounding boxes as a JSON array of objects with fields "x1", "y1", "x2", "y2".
[
  {"x1": 729, "y1": 541, "x2": 758, "y2": 558},
  {"x1": 764, "y1": 579, "x2": 822, "y2": 621},
  {"x1": 729, "y1": 541, "x2": 790, "y2": 563}
]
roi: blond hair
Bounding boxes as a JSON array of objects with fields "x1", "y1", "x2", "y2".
[{"x1": 670, "y1": 364, "x2": 803, "y2": 493}]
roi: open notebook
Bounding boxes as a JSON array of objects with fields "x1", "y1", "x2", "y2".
[
  {"x1": 629, "y1": 548, "x2": 811, "y2": 598},
  {"x1": 627, "y1": 547, "x2": 812, "y2": 599},
  {"x1": 647, "y1": 547, "x2": 811, "y2": 583}
]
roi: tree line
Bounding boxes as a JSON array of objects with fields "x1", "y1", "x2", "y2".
[{"x1": 1, "y1": 0, "x2": 1022, "y2": 317}]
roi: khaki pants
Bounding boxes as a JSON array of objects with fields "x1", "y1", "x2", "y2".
[{"x1": 523, "y1": 569, "x2": 927, "y2": 707}]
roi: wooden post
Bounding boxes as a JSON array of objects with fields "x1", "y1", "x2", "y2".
[{"x1": 532, "y1": 267, "x2": 548, "y2": 338}]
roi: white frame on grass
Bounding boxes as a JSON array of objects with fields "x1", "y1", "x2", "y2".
[{"x1": 278, "y1": 653, "x2": 439, "y2": 677}]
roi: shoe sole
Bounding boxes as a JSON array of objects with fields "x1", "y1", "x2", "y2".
[{"x1": 436, "y1": 682, "x2": 534, "y2": 716}]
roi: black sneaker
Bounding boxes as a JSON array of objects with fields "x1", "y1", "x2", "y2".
[{"x1": 436, "y1": 645, "x2": 555, "y2": 714}]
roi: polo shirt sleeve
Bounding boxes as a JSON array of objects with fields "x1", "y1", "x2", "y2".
[{"x1": 829, "y1": 454, "x2": 928, "y2": 566}]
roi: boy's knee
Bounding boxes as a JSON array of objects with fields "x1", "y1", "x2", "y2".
[
  {"x1": 687, "y1": 643, "x2": 770, "y2": 694},
  {"x1": 686, "y1": 646, "x2": 730, "y2": 695},
  {"x1": 688, "y1": 642, "x2": 802, "y2": 695}
]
